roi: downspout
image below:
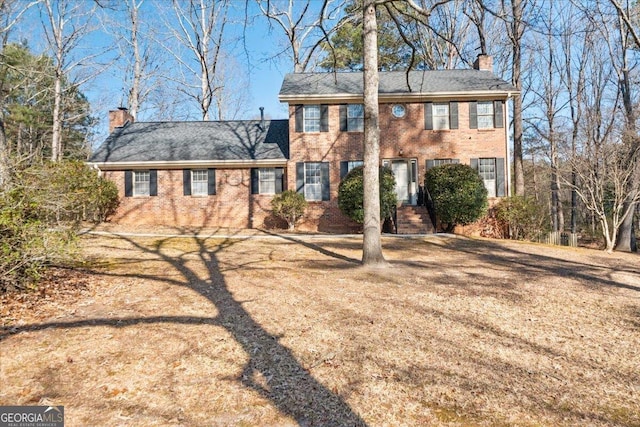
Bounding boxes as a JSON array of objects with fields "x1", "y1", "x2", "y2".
[{"x1": 505, "y1": 93, "x2": 512, "y2": 197}]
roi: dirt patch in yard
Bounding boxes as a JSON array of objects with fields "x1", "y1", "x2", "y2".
[{"x1": 1, "y1": 229, "x2": 640, "y2": 426}]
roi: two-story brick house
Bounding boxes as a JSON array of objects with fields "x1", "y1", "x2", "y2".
[{"x1": 89, "y1": 55, "x2": 517, "y2": 233}]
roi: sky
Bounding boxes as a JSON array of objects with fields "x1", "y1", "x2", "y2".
[{"x1": 12, "y1": 0, "x2": 323, "y2": 145}]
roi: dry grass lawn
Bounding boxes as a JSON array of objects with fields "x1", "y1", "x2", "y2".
[{"x1": 1, "y1": 227, "x2": 640, "y2": 426}]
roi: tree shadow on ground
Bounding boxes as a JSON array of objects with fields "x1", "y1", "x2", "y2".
[{"x1": 1, "y1": 228, "x2": 368, "y2": 426}]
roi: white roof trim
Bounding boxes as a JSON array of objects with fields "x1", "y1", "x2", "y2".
[
  {"x1": 88, "y1": 158, "x2": 287, "y2": 170},
  {"x1": 279, "y1": 90, "x2": 518, "y2": 103}
]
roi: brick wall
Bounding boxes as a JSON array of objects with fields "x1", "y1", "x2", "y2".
[
  {"x1": 101, "y1": 100, "x2": 508, "y2": 233},
  {"x1": 287, "y1": 100, "x2": 508, "y2": 232},
  {"x1": 104, "y1": 169, "x2": 283, "y2": 229}
]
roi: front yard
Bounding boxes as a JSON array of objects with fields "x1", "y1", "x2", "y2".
[{"x1": 1, "y1": 230, "x2": 639, "y2": 426}]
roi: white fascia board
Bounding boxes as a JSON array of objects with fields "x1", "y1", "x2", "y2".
[
  {"x1": 279, "y1": 90, "x2": 519, "y2": 104},
  {"x1": 87, "y1": 158, "x2": 288, "y2": 171}
]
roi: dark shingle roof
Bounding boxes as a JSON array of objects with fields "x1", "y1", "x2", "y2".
[
  {"x1": 279, "y1": 70, "x2": 517, "y2": 98},
  {"x1": 89, "y1": 119, "x2": 289, "y2": 164}
]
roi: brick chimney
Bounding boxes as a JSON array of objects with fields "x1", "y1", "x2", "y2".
[
  {"x1": 473, "y1": 54, "x2": 493, "y2": 72},
  {"x1": 108, "y1": 107, "x2": 134, "y2": 133}
]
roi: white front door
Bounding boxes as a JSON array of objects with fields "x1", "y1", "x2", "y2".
[{"x1": 392, "y1": 160, "x2": 409, "y2": 204}]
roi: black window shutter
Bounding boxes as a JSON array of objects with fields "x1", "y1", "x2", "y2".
[
  {"x1": 340, "y1": 161, "x2": 348, "y2": 179},
  {"x1": 208, "y1": 169, "x2": 216, "y2": 195},
  {"x1": 183, "y1": 169, "x2": 191, "y2": 196},
  {"x1": 494, "y1": 100, "x2": 504, "y2": 128},
  {"x1": 469, "y1": 101, "x2": 478, "y2": 129},
  {"x1": 149, "y1": 169, "x2": 158, "y2": 196},
  {"x1": 426, "y1": 160, "x2": 435, "y2": 170},
  {"x1": 339, "y1": 105, "x2": 347, "y2": 131},
  {"x1": 275, "y1": 167, "x2": 284, "y2": 193},
  {"x1": 496, "y1": 158, "x2": 506, "y2": 196},
  {"x1": 295, "y1": 105, "x2": 303, "y2": 132},
  {"x1": 320, "y1": 104, "x2": 329, "y2": 132},
  {"x1": 424, "y1": 102, "x2": 433, "y2": 130},
  {"x1": 450, "y1": 102, "x2": 458, "y2": 129},
  {"x1": 250, "y1": 168, "x2": 259, "y2": 194},
  {"x1": 296, "y1": 162, "x2": 304, "y2": 194},
  {"x1": 124, "y1": 170, "x2": 133, "y2": 197},
  {"x1": 321, "y1": 162, "x2": 330, "y2": 201},
  {"x1": 470, "y1": 158, "x2": 479, "y2": 171}
]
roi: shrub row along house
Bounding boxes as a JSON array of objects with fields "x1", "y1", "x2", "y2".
[{"x1": 89, "y1": 55, "x2": 517, "y2": 233}]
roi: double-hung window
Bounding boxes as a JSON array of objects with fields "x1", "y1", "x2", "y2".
[
  {"x1": 296, "y1": 162, "x2": 329, "y2": 201},
  {"x1": 477, "y1": 101, "x2": 494, "y2": 129},
  {"x1": 432, "y1": 103, "x2": 450, "y2": 130},
  {"x1": 304, "y1": 163, "x2": 322, "y2": 201},
  {"x1": 340, "y1": 160, "x2": 364, "y2": 179},
  {"x1": 258, "y1": 168, "x2": 276, "y2": 194},
  {"x1": 478, "y1": 158, "x2": 497, "y2": 197},
  {"x1": 304, "y1": 105, "x2": 321, "y2": 132},
  {"x1": 191, "y1": 169, "x2": 208, "y2": 196},
  {"x1": 251, "y1": 167, "x2": 283, "y2": 195},
  {"x1": 133, "y1": 170, "x2": 150, "y2": 196},
  {"x1": 347, "y1": 104, "x2": 364, "y2": 131},
  {"x1": 425, "y1": 101, "x2": 458, "y2": 130},
  {"x1": 183, "y1": 169, "x2": 215, "y2": 196}
]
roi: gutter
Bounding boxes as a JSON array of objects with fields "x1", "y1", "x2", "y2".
[
  {"x1": 88, "y1": 158, "x2": 288, "y2": 171},
  {"x1": 505, "y1": 92, "x2": 512, "y2": 197},
  {"x1": 279, "y1": 90, "x2": 520, "y2": 104}
]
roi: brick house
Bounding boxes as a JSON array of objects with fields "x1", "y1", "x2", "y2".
[{"x1": 89, "y1": 55, "x2": 517, "y2": 233}]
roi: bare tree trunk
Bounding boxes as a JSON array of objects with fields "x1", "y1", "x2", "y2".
[
  {"x1": 128, "y1": 0, "x2": 142, "y2": 119},
  {"x1": 511, "y1": 0, "x2": 525, "y2": 196},
  {"x1": 362, "y1": 0, "x2": 385, "y2": 266},
  {"x1": 613, "y1": 6, "x2": 638, "y2": 252},
  {"x1": 51, "y1": 67, "x2": 62, "y2": 161},
  {"x1": 0, "y1": 118, "x2": 9, "y2": 187}
]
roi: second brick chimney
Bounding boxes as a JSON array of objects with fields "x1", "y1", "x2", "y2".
[
  {"x1": 473, "y1": 54, "x2": 493, "y2": 72},
  {"x1": 109, "y1": 107, "x2": 134, "y2": 133}
]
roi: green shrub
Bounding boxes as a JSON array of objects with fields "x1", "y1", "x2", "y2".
[
  {"x1": 19, "y1": 160, "x2": 119, "y2": 225},
  {"x1": 338, "y1": 166, "x2": 397, "y2": 224},
  {"x1": 493, "y1": 195, "x2": 549, "y2": 240},
  {"x1": 0, "y1": 161, "x2": 119, "y2": 292},
  {"x1": 425, "y1": 163, "x2": 488, "y2": 232},
  {"x1": 271, "y1": 190, "x2": 308, "y2": 231}
]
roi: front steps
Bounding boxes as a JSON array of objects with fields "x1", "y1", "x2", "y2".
[{"x1": 395, "y1": 205, "x2": 436, "y2": 234}]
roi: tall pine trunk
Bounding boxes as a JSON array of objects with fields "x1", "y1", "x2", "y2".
[{"x1": 361, "y1": 0, "x2": 386, "y2": 266}]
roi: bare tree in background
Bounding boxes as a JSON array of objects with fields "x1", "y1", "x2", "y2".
[
  {"x1": 256, "y1": 0, "x2": 347, "y2": 73},
  {"x1": 163, "y1": 0, "x2": 229, "y2": 120},
  {"x1": 609, "y1": 0, "x2": 639, "y2": 252},
  {"x1": 40, "y1": 0, "x2": 102, "y2": 161},
  {"x1": 561, "y1": 2, "x2": 591, "y2": 237},
  {"x1": 0, "y1": 0, "x2": 40, "y2": 185},
  {"x1": 527, "y1": 2, "x2": 564, "y2": 232},
  {"x1": 110, "y1": 0, "x2": 161, "y2": 120}
]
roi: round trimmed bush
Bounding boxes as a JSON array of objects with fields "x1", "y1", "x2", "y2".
[
  {"x1": 338, "y1": 165, "x2": 397, "y2": 224},
  {"x1": 425, "y1": 163, "x2": 488, "y2": 232},
  {"x1": 271, "y1": 190, "x2": 308, "y2": 231}
]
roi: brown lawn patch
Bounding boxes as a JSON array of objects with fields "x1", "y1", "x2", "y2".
[{"x1": 1, "y1": 230, "x2": 639, "y2": 426}]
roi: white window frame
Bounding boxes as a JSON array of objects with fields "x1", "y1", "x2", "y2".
[
  {"x1": 477, "y1": 101, "x2": 494, "y2": 129},
  {"x1": 258, "y1": 168, "x2": 276, "y2": 194},
  {"x1": 304, "y1": 105, "x2": 321, "y2": 133},
  {"x1": 478, "y1": 158, "x2": 497, "y2": 197},
  {"x1": 191, "y1": 169, "x2": 208, "y2": 196},
  {"x1": 347, "y1": 160, "x2": 363, "y2": 172},
  {"x1": 304, "y1": 162, "x2": 323, "y2": 201},
  {"x1": 433, "y1": 159, "x2": 456, "y2": 167},
  {"x1": 133, "y1": 170, "x2": 150, "y2": 196},
  {"x1": 347, "y1": 104, "x2": 364, "y2": 132},
  {"x1": 432, "y1": 103, "x2": 450, "y2": 130}
]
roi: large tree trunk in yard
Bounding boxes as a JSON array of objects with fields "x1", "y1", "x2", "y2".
[{"x1": 361, "y1": 0, "x2": 386, "y2": 266}]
